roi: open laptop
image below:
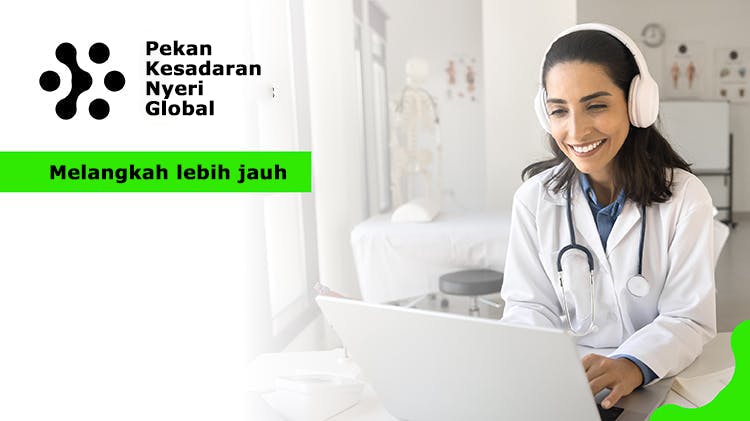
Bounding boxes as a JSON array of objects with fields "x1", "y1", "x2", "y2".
[{"x1": 316, "y1": 296, "x2": 672, "y2": 421}]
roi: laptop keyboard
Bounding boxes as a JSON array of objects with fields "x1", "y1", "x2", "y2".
[{"x1": 597, "y1": 404, "x2": 624, "y2": 421}]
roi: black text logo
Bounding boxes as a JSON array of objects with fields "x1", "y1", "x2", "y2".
[{"x1": 39, "y1": 42, "x2": 126, "y2": 120}]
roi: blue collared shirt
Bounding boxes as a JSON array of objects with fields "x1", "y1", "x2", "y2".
[
  {"x1": 578, "y1": 174, "x2": 658, "y2": 385},
  {"x1": 578, "y1": 174, "x2": 627, "y2": 250}
]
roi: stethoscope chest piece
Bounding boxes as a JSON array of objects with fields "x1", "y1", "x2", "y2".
[{"x1": 627, "y1": 274, "x2": 650, "y2": 297}]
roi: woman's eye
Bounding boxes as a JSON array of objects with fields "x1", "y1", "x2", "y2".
[
  {"x1": 588, "y1": 104, "x2": 607, "y2": 111},
  {"x1": 549, "y1": 109, "x2": 567, "y2": 117}
]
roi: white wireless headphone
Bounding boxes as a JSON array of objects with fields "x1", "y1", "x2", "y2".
[{"x1": 534, "y1": 23, "x2": 660, "y2": 133}]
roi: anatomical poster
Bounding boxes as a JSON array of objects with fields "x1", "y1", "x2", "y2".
[
  {"x1": 663, "y1": 41, "x2": 706, "y2": 99},
  {"x1": 715, "y1": 47, "x2": 750, "y2": 103}
]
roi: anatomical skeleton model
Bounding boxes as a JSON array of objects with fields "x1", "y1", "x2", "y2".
[{"x1": 389, "y1": 58, "x2": 441, "y2": 208}]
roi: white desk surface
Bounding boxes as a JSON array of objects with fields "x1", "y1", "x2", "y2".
[{"x1": 248, "y1": 332, "x2": 733, "y2": 420}]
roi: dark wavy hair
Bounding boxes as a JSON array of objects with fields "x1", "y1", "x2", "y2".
[{"x1": 522, "y1": 30, "x2": 691, "y2": 207}]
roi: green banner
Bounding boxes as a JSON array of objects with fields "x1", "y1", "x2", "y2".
[{"x1": 0, "y1": 152, "x2": 311, "y2": 192}]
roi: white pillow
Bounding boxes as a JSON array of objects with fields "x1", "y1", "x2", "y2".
[{"x1": 391, "y1": 197, "x2": 440, "y2": 223}]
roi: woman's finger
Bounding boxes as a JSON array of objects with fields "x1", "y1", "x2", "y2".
[
  {"x1": 588, "y1": 372, "x2": 614, "y2": 396},
  {"x1": 601, "y1": 384, "x2": 626, "y2": 409}
]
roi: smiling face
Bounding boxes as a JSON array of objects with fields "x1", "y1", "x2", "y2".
[{"x1": 544, "y1": 61, "x2": 631, "y2": 185}]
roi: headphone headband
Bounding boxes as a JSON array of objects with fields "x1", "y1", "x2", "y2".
[
  {"x1": 534, "y1": 23, "x2": 660, "y2": 133},
  {"x1": 538, "y1": 23, "x2": 654, "y2": 85}
]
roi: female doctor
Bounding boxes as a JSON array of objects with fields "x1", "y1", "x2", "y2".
[{"x1": 500, "y1": 23, "x2": 716, "y2": 409}]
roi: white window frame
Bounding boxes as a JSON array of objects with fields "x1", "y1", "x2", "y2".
[
  {"x1": 248, "y1": 0, "x2": 319, "y2": 357},
  {"x1": 354, "y1": 0, "x2": 391, "y2": 216}
]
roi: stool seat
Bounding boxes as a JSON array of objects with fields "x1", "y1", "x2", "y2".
[{"x1": 439, "y1": 269, "x2": 503, "y2": 296}]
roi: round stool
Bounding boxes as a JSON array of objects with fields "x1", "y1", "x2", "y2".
[{"x1": 439, "y1": 269, "x2": 504, "y2": 316}]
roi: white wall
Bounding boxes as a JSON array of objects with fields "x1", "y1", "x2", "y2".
[
  {"x1": 380, "y1": 0, "x2": 487, "y2": 211},
  {"x1": 482, "y1": 0, "x2": 578, "y2": 211},
  {"x1": 305, "y1": 0, "x2": 368, "y2": 297},
  {"x1": 578, "y1": 0, "x2": 750, "y2": 212}
]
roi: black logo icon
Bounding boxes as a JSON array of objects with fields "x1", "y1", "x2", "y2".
[{"x1": 39, "y1": 42, "x2": 126, "y2": 120}]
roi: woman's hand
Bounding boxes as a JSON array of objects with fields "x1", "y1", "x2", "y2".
[{"x1": 581, "y1": 354, "x2": 643, "y2": 409}]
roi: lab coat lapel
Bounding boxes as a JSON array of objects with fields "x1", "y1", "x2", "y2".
[
  {"x1": 570, "y1": 186, "x2": 608, "y2": 266},
  {"x1": 606, "y1": 201, "x2": 641, "y2": 254}
]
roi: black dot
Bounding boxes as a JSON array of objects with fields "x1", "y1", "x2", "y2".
[
  {"x1": 72, "y1": 70, "x2": 93, "y2": 91},
  {"x1": 678, "y1": 44, "x2": 687, "y2": 54},
  {"x1": 56, "y1": 101, "x2": 76, "y2": 120},
  {"x1": 39, "y1": 71, "x2": 60, "y2": 91},
  {"x1": 104, "y1": 71, "x2": 125, "y2": 91},
  {"x1": 89, "y1": 98, "x2": 110, "y2": 120},
  {"x1": 730, "y1": 51, "x2": 739, "y2": 60},
  {"x1": 89, "y1": 42, "x2": 110, "y2": 64},
  {"x1": 55, "y1": 42, "x2": 76, "y2": 64}
]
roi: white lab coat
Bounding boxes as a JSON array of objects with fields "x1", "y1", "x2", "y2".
[{"x1": 500, "y1": 165, "x2": 717, "y2": 381}]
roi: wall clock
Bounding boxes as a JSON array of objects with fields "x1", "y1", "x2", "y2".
[{"x1": 642, "y1": 23, "x2": 665, "y2": 48}]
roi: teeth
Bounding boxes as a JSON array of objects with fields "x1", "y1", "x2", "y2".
[{"x1": 572, "y1": 139, "x2": 604, "y2": 153}]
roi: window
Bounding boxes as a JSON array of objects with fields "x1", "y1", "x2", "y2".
[
  {"x1": 354, "y1": 0, "x2": 391, "y2": 215},
  {"x1": 248, "y1": 0, "x2": 319, "y2": 357}
]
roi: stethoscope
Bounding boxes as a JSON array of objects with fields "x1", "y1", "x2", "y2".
[{"x1": 557, "y1": 187, "x2": 649, "y2": 336}]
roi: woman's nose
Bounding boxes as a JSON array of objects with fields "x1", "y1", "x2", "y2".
[{"x1": 568, "y1": 113, "x2": 593, "y2": 141}]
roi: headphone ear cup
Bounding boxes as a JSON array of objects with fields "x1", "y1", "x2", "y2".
[
  {"x1": 534, "y1": 88, "x2": 552, "y2": 133},
  {"x1": 628, "y1": 74, "x2": 660, "y2": 128},
  {"x1": 628, "y1": 75, "x2": 642, "y2": 126}
]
